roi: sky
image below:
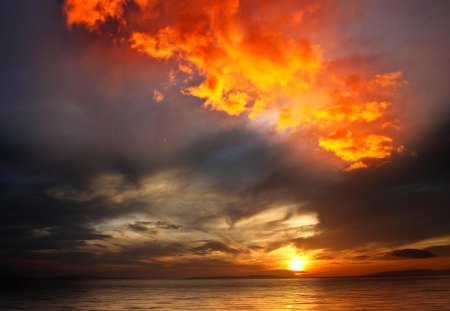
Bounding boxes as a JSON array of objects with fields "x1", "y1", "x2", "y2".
[{"x1": 0, "y1": 0, "x2": 449, "y2": 278}]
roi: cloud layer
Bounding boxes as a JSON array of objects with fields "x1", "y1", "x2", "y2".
[{"x1": 0, "y1": 0, "x2": 449, "y2": 277}]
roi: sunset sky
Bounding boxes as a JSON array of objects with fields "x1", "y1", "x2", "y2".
[{"x1": 1, "y1": 0, "x2": 449, "y2": 278}]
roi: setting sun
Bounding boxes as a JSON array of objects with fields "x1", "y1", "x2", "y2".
[{"x1": 290, "y1": 258, "x2": 305, "y2": 271}]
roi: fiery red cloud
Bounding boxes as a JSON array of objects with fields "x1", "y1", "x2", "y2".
[{"x1": 63, "y1": 0, "x2": 406, "y2": 170}]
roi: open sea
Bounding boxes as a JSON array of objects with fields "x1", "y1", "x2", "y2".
[{"x1": 1, "y1": 276, "x2": 449, "y2": 310}]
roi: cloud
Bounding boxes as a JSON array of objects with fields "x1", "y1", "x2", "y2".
[
  {"x1": 293, "y1": 121, "x2": 450, "y2": 251},
  {"x1": 190, "y1": 241, "x2": 239, "y2": 256},
  {"x1": 390, "y1": 249, "x2": 437, "y2": 259},
  {"x1": 64, "y1": 0, "x2": 126, "y2": 31},
  {"x1": 425, "y1": 245, "x2": 450, "y2": 257},
  {"x1": 62, "y1": 0, "x2": 409, "y2": 169},
  {"x1": 1, "y1": 0, "x2": 450, "y2": 277},
  {"x1": 128, "y1": 221, "x2": 180, "y2": 232}
]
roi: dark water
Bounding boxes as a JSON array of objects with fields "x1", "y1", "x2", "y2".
[{"x1": 1, "y1": 276, "x2": 449, "y2": 310}]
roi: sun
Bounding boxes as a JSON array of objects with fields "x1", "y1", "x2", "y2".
[{"x1": 289, "y1": 258, "x2": 305, "y2": 271}]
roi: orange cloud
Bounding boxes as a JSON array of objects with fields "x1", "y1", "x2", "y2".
[
  {"x1": 319, "y1": 128, "x2": 395, "y2": 162},
  {"x1": 152, "y1": 89, "x2": 164, "y2": 103},
  {"x1": 63, "y1": 0, "x2": 126, "y2": 30},
  {"x1": 63, "y1": 0, "x2": 406, "y2": 170}
]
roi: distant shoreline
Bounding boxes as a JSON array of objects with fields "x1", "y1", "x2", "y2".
[
  {"x1": 187, "y1": 269, "x2": 450, "y2": 280},
  {"x1": 2, "y1": 269, "x2": 450, "y2": 280}
]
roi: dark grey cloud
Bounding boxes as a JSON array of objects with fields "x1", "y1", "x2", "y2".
[
  {"x1": 190, "y1": 241, "x2": 239, "y2": 256},
  {"x1": 128, "y1": 221, "x2": 181, "y2": 232},
  {"x1": 294, "y1": 121, "x2": 450, "y2": 250},
  {"x1": 0, "y1": 0, "x2": 285, "y2": 276},
  {"x1": 425, "y1": 245, "x2": 450, "y2": 257},
  {"x1": 390, "y1": 249, "x2": 437, "y2": 259}
]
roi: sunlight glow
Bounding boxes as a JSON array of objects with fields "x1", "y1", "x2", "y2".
[{"x1": 289, "y1": 258, "x2": 305, "y2": 271}]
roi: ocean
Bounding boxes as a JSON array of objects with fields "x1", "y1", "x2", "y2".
[{"x1": 1, "y1": 276, "x2": 449, "y2": 310}]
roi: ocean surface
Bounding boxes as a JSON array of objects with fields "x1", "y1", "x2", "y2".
[{"x1": 1, "y1": 276, "x2": 449, "y2": 310}]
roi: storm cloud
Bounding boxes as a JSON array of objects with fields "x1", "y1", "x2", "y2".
[{"x1": 390, "y1": 249, "x2": 438, "y2": 259}]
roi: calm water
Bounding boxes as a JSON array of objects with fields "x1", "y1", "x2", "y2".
[{"x1": 1, "y1": 276, "x2": 449, "y2": 310}]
